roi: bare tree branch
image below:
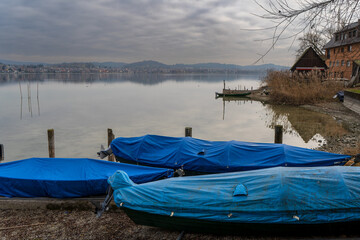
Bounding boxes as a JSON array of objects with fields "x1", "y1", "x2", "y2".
[{"x1": 253, "y1": 0, "x2": 360, "y2": 63}]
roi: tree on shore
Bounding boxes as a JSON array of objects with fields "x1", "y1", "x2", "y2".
[
  {"x1": 295, "y1": 31, "x2": 327, "y2": 58},
  {"x1": 254, "y1": 0, "x2": 360, "y2": 62}
]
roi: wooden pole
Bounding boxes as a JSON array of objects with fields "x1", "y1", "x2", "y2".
[
  {"x1": 0, "y1": 144, "x2": 3, "y2": 162},
  {"x1": 185, "y1": 127, "x2": 192, "y2": 137},
  {"x1": 47, "y1": 129, "x2": 55, "y2": 158},
  {"x1": 274, "y1": 125, "x2": 283, "y2": 144},
  {"x1": 107, "y1": 128, "x2": 115, "y2": 162}
]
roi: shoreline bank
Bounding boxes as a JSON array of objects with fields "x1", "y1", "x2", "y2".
[
  {"x1": 248, "y1": 89, "x2": 360, "y2": 155},
  {"x1": 301, "y1": 102, "x2": 360, "y2": 155}
]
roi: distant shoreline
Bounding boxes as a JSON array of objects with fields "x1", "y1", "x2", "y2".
[{"x1": 0, "y1": 61, "x2": 288, "y2": 74}]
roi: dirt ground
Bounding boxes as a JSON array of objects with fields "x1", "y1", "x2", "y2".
[
  {"x1": 1, "y1": 207, "x2": 360, "y2": 240},
  {"x1": 1, "y1": 101, "x2": 360, "y2": 240}
]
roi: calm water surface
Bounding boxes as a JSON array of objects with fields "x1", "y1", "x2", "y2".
[{"x1": 0, "y1": 73, "x2": 347, "y2": 162}]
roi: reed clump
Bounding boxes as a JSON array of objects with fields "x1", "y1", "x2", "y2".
[{"x1": 263, "y1": 70, "x2": 343, "y2": 105}]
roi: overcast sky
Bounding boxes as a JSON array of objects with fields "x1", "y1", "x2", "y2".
[{"x1": 0, "y1": 0, "x2": 301, "y2": 66}]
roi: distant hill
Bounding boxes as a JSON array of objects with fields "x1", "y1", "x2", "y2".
[
  {"x1": 93, "y1": 62, "x2": 127, "y2": 68},
  {"x1": 52, "y1": 62, "x2": 97, "y2": 68},
  {"x1": 119, "y1": 61, "x2": 288, "y2": 71},
  {"x1": 0, "y1": 59, "x2": 288, "y2": 72},
  {"x1": 240, "y1": 64, "x2": 288, "y2": 71},
  {"x1": 123, "y1": 60, "x2": 168, "y2": 69},
  {"x1": 174, "y1": 63, "x2": 242, "y2": 69},
  {"x1": 172, "y1": 62, "x2": 287, "y2": 71}
]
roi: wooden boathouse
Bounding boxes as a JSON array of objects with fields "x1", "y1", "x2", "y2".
[{"x1": 290, "y1": 47, "x2": 328, "y2": 73}]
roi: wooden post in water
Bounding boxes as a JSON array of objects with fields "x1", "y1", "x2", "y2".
[
  {"x1": 185, "y1": 127, "x2": 192, "y2": 137},
  {"x1": 274, "y1": 125, "x2": 283, "y2": 144},
  {"x1": 107, "y1": 128, "x2": 115, "y2": 162},
  {"x1": 47, "y1": 129, "x2": 55, "y2": 158},
  {"x1": 0, "y1": 144, "x2": 4, "y2": 162}
]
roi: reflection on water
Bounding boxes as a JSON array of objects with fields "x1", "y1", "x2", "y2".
[
  {"x1": 263, "y1": 104, "x2": 348, "y2": 145},
  {"x1": 19, "y1": 81, "x2": 40, "y2": 119},
  {"x1": 218, "y1": 96, "x2": 348, "y2": 148},
  {"x1": 219, "y1": 97, "x2": 261, "y2": 120},
  {"x1": 0, "y1": 72, "x2": 264, "y2": 86},
  {"x1": 0, "y1": 73, "x2": 347, "y2": 162}
]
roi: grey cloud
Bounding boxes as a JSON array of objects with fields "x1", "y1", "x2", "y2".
[{"x1": 0, "y1": 0, "x2": 295, "y2": 65}]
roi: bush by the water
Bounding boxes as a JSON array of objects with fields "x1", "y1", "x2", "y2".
[{"x1": 263, "y1": 71, "x2": 343, "y2": 105}]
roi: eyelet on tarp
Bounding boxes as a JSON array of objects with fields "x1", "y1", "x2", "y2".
[
  {"x1": 197, "y1": 150, "x2": 205, "y2": 155},
  {"x1": 233, "y1": 184, "x2": 248, "y2": 196}
]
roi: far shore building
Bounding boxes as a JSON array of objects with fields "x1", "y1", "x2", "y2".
[
  {"x1": 324, "y1": 19, "x2": 360, "y2": 81},
  {"x1": 290, "y1": 46, "x2": 327, "y2": 73}
]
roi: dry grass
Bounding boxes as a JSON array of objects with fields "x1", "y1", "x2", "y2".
[{"x1": 263, "y1": 70, "x2": 344, "y2": 105}]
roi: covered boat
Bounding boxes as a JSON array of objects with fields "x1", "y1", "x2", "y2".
[
  {"x1": 0, "y1": 158, "x2": 173, "y2": 198},
  {"x1": 215, "y1": 91, "x2": 251, "y2": 98},
  {"x1": 110, "y1": 135, "x2": 351, "y2": 174},
  {"x1": 110, "y1": 167, "x2": 360, "y2": 234}
]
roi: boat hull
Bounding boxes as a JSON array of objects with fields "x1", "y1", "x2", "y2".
[
  {"x1": 111, "y1": 167, "x2": 360, "y2": 233},
  {"x1": 123, "y1": 208, "x2": 360, "y2": 235},
  {"x1": 215, "y1": 92, "x2": 251, "y2": 97}
]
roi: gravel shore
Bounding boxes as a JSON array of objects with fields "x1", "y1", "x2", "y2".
[
  {"x1": 1, "y1": 207, "x2": 359, "y2": 240},
  {"x1": 1, "y1": 102, "x2": 360, "y2": 240}
]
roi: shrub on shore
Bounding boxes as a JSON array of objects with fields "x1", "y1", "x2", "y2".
[{"x1": 263, "y1": 70, "x2": 344, "y2": 105}]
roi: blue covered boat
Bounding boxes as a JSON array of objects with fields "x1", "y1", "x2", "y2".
[
  {"x1": 0, "y1": 158, "x2": 173, "y2": 198},
  {"x1": 110, "y1": 135, "x2": 351, "y2": 175},
  {"x1": 110, "y1": 167, "x2": 360, "y2": 234}
]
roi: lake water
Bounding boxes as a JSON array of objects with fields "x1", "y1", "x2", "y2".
[{"x1": 0, "y1": 73, "x2": 348, "y2": 162}]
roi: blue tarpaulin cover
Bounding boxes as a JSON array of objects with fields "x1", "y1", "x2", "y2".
[
  {"x1": 111, "y1": 135, "x2": 351, "y2": 173},
  {"x1": 111, "y1": 166, "x2": 360, "y2": 224},
  {"x1": 0, "y1": 158, "x2": 173, "y2": 198}
]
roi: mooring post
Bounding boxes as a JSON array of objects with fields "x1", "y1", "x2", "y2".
[
  {"x1": 0, "y1": 144, "x2": 4, "y2": 162},
  {"x1": 185, "y1": 127, "x2": 192, "y2": 137},
  {"x1": 274, "y1": 125, "x2": 283, "y2": 144},
  {"x1": 47, "y1": 129, "x2": 55, "y2": 158},
  {"x1": 107, "y1": 128, "x2": 115, "y2": 162},
  {"x1": 223, "y1": 80, "x2": 225, "y2": 90}
]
